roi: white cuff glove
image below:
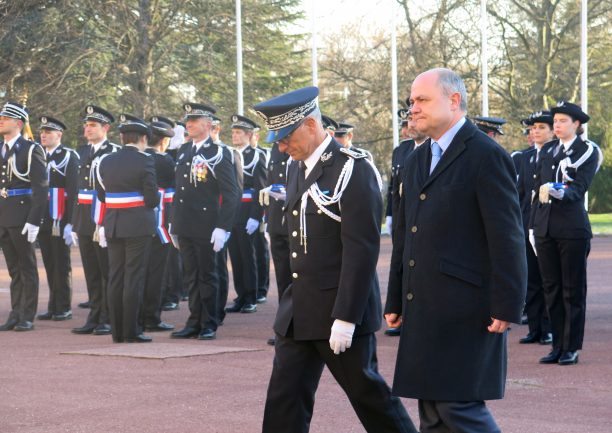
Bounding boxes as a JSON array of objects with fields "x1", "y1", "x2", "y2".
[
  {"x1": 63, "y1": 224, "x2": 73, "y2": 246},
  {"x1": 383, "y1": 216, "x2": 392, "y2": 235},
  {"x1": 329, "y1": 319, "x2": 356, "y2": 355},
  {"x1": 98, "y1": 226, "x2": 107, "y2": 248},
  {"x1": 547, "y1": 183, "x2": 565, "y2": 200},
  {"x1": 246, "y1": 218, "x2": 259, "y2": 235},
  {"x1": 71, "y1": 231, "x2": 79, "y2": 247},
  {"x1": 210, "y1": 228, "x2": 227, "y2": 252},
  {"x1": 528, "y1": 229, "x2": 537, "y2": 257},
  {"x1": 21, "y1": 223, "x2": 40, "y2": 243}
]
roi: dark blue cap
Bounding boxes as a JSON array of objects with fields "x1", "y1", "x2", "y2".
[
  {"x1": 0, "y1": 101, "x2": 29, "y2": 122},
  {"x1": 254, "y1": 86, "x2": 319, "y2": 142},
  {"x1": 39, "y1": 115, "x2": 67, "y2": 131},
  {"x1": 231, "y1": 114, "x2": 259, "y2": 130},
  {"x1": 334, "y1": 122, "x2": 354, "y2": 136},
  {"x1": 529, "y1": 110, "x2": 553, "y2": 126},
  {"x1": 473, "y1": 116, "x2": 506, "y2": 135},
  {"x1": 149, "y1": 115, "x2": 175, "y2": 128},
  {"x1": 322, "y1": 114, "x2": 338, "y2": 131},
  {"x1": 148, "y1": 115, "x2": 175, "y2": 138},
  {"x1": 183, "y1": 102, "x2": 216, "y2": 120},
  {"x1": 551, "y1": 101, "x2": 589, "y2": 124},
  {"x1": 118, "y1": 114, "x2": 150, "y2": 136},
  {"x1": 83, "y1": 105, "x2": 114, "y2": 124}
]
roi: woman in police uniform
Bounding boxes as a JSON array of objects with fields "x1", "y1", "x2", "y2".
[{"x1": 529, "y1": 101, "x2": 598, "y2": 365}]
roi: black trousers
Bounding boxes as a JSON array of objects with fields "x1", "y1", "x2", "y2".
[
  {"x1": 263, "y1": 332, "x2": 417, "y2": 433},
  {"x1": 107, "y1": 236, "x2": 151, "y2": 342},
  {"x1": 254, "y1": 225, "x2": 270, "y2": 298},
  {"x1": 179, "y1": 236, "x2": 219, "y2": 331},
  {"x1": 227, "y1": 227, "x2": 257, "y2": 306},
  {"x1": 78, "y1": 234, "x2": 109, "y2": 327},
  {"x1": 38, "y1": 229, "x2": 72, "y2": 314},
  {"x1": 0, "y1": 226, "x2": 39, "y2": 322},
  {"x1": 215, "y1": 244, "x2": 229, "y2": 323},
  {"x1": 141, "y1": 236, "x2": 169, "y2": 327},
  {"x1": 269, "y1": 233, "x2": 291, "y2": 301},
  {"x1": 161, "y1": 245, "x2": 184, "y2": 304},
  {"x1": 536, "y1": 236, "x2": 589, "y2": 352},
  {"x1": 524, "y1": 238, "x2": 549, "y2": 336},
  {"x1": 418, "y1": 400, "x2": 500, "y2": 433}
]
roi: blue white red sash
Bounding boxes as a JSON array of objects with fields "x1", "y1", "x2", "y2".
[
  {"x1": 163, "y1": 188, "x2": 175, "y2": 204},
  {"x1": 48, "y1": 188, "x2": 67, "y2": 236},
  {"x1": 78, "y1": 189, "x2": 94, "y2": 204},
  {"x1": 91, "y1": 191, "x2": 106, "y2": 224},
  {"x1": 242, "y1": 188, "x2": 255, "y2": 202},
  {"x1": 105, "y1": 192, "x2": 145, "y2": 209},
  {"x1": 156, "y1": 188, "x2": 170, "y2": 244}
]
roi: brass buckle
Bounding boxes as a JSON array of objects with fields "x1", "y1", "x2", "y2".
[{"x1": 0, "y1": 188, "x2": 7, "y2": 199}]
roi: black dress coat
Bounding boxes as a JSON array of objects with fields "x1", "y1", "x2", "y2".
[
  {"x1": 40, "y1": 145, "x2": 79, "y2": 232},
  {"x1": 385, "y1": 119, "x2": 527, "y2": 401},
  {"x1": 274, "y1": 139, "x2": 383, "y2": 341}
]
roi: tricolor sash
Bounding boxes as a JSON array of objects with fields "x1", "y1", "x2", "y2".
[
  {"x1": 77, "y1": 189, "x2": 94, "y2": 205},
  {"x1": 48, "y1": 187, "x2": 66, "y2": 236},
  {"x1": 105, "y1": 192, "x2": 145, "y2": 209},
  {"x1": 242, "y1": 188, "x2": 255, "y2": 202},
  {"x1": 156, "y1": 188, "x2": 170, "y2": 244},
  {"x1": 163, "y1": 188, "x2": 175, "y2": 204}
]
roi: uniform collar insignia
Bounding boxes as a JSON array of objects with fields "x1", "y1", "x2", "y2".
[{"x1": 320, "y1": 152, "x2": 332, "y2": 162}]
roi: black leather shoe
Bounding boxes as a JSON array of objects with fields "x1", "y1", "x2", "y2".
[
  {"x1": 78, "y1": 301, "x2": 91, "y2": 309},
  {"x1": 72, "y1": 325, "x2": 96, "y2": 334},
  {"x1": 267, "y1": 337, "x2": 276, "y2": 346},
  {"x1": 170, "y1": 327, "x2": 200, "y2": 339},
  {"x1": 225, "y1": 302, "x2": 243, "y2": 313},
  {"x1": 539, "y1": 348, "x2": 562, "y2": 364},
  {"x1": 161, "y1": 302, "x2": 179, "y2": 311},
  {"x1": 558, "y1": 351, "x2": 579, "y2": 365},
  {"x1": 384, "y1": 327, "x2": 401, "y2": 337},
  {"x1": 14, "y1": 321, "x2": 34, "y2": 331},
  {"x1": 93, "y1": 324, "x2": 111, "y2": 335},
  {"x1": 37, "y1": 312, "x2": 54, "y2": 320},
  {"x1": 519, "y1": 331, "x2": 540, "y2": 344},
  {"x1": 256, "y1": 295, "x2": 267, "y2": 304},
  {"x1": 539, "y1": 333, "x2": 553, "y2": 345},
  {"x1": 52, "y1": 311, "x2": 73, "y2": 321},
  {"x1": 126, "y1": 334, "x2": 152, "y2": 343},
  {"x1": 240, "y1": 304, "x2": 257, "y2": 313},
  {"x1": 145, "y1": 322, "x2": 175, "y2": 332},
  {"x1": 198, "y1": 329, "x2": 216, "y2": 340},
  {"x1": 0, "y1": 319, "x2": 18, "y2": 331}
]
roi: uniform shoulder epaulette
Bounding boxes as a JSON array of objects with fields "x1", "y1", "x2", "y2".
[
  {"x1": 339, "y1": 147, "x2": 368, "y2": 159},
  {"x1": 109, "y1": 142, "x2": 121, "y2": 150},
  {"x1": 510, "y1": 150, "x2": 522, "y2": 158}
]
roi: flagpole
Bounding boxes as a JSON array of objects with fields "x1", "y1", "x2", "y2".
[
  {"x1": 311, "y1": 0, "x2": 318, "y2": 86},
  {"x1": 580, "y1": 0, "x2": 588, "y2": 139},
  {"x1": 480, "y1": 0, "x2": 489, "y2": 116},
  {"x1": 391, "y1": 0, "x2": 399, "y2": 148},
  {"x1": 236, "y1": 0, "x2": 244, "y2": 115}
]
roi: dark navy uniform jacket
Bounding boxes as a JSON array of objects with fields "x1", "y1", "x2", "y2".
[
  {"x1": 236, "y1": 145, "x2": 267, "y2": 224},
  {"x1": 96, "y1": 145, "x2": 158, "y2": 238},
  {"x1": 144, "y1": 148, "x2": 175, "y2": 230},
  {"x1": 171, "y1": 138, "x2": 241, "y2": 238},
  {"x1": 40, "y1": 145, "x2": 79, "y2": 232},
  {"x1": 0, "y1": 136, "x2": 48, "y2": 227},
  {"x1": 274, "y1": 138, "x2": 383, "y2": 341},
  {"x1": 529, "y1": 137, "x2": 598, "y2": 239},
  {"x1": 265, "y1": 143, "x2": 290, "y2": 237}
]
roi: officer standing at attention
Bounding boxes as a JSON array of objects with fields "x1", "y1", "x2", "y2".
[
  {"x1": 96, "y1": 114, "x2": 158, "y2": 343},
  {"x1": 473, "y1": 115, "x2": 507, "y2": 140},
  {"x1": 170, "y1": 103, "x2": 241, "y2": 340},
  {"x1": 225, "y1": 114, "x2": 267, "y2": 314},
  {"x1": 250, "y1": 127, "x2": 271, "y2": 304},
  {"x1": 530, "y1": 101, "x2": 598, "y2": 365},
  {"x1": 321, "y1": 114, "x2": 338, "y2": 137},
  {"x1": 0, "y1": 102, "x2": 48, "y2": 332},
  {"x1": 140, "y1": 116, "x2": 177, "y2": 333},
  {"x1": 255, "y1": 87, "x2": 417, "y2": 433},
  {"x1": 516, "y1": 111, "x2": 554, "y2": 345},
  {"x1": 334, "y1": 122, "x2": 374, "y2": 161},
  {"x1": 36, "y1": 116, "x2": 79, "y2": 322},
  {"x1": 71, "y1": 105, "x2": 119, "y2": 336}
]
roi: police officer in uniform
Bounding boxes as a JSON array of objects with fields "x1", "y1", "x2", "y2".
[
  {"x1": 140, "y1": 116, "x2": 177, "y2": 332},
  {"x1": 255, "y1": 87, "x2": 417, "y2": 433},
  {"x1": 170, "y1": 103, "x2": 241, "y2": 340},
  {"x1": 36, "y1": 116, "x2": 79, "y2": 322},
  {"x1": 473, "y1": 115, "x2": 507, "y2": 140},
  {"x1": 225, "y1": 114, "x2": 267, "y2": 314},
  {"x1": 516, "y1": 111, "x2": 554, "y2": 345},
  {"x1": 334, "y1": 122, "x2": 374, "y2": 161},
  {"x1": 71, "y1": 105, "x2": 119, "y2": 336},
  {"x1": 96, "y1": 114, "x2": 158, "y2": 343},
  {"x1": 321, "y1": 114, "x2": 338, "y2": 137},
  {"x1": 0, "y1": 102, "x2": 48, "y2": 332},
  {"x1": 530, "y1": 101, "x2": 598, "y2": 365}
]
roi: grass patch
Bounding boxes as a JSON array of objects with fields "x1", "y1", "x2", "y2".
[{"x1": 590, "y1": 213, "x2": 612, "y2": 235}]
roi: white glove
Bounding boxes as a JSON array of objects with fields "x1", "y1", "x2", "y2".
[
  {"x1": 21, "y1": 223, "x2": 40, "y2": 243},
  {"x1": 329, "y1": 319, "x2": 356, "y2": 355},
  {"x1": 383, "y1": 216, "x2": 392, "y2": 235},
  {"x1": 547, "y1": 183, "x2": 565, "y2": 200},
  {"x1": 71, "y1": 231, "x2": 79, "y2": 247},
  {"x1": 63, "y1": 224, "x2": 73, "y2": 246},
  {"x1": 98, "y1": 226, "x2": 107, "y2": 248},
  {"x1": 528, "y1": 229, "x2": 537, "y2": 257},
  {"x1": 170, "y1": 234, "x2": 180, "y2": 250},
  {"x1": 245, "y1": 218, "x2": 259, "y2": 235},
  {"x1": 210, "y1": 228, "x2": 227, "y2": 252},
  {"x1": 259, "y1": 186, "x2": 271, "y2": 206}
]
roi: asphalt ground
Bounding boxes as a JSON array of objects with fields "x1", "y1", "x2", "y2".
[{"x1": 1, "y1": 236, "x2": 611, "y2": 433}]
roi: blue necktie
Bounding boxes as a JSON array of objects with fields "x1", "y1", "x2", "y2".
[{"x1": 429, "y1": 141, "x2": 442, "y2": 174}]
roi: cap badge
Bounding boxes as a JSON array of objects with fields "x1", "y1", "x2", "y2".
[{"x1": 87, "y1": 106, "x2": 94, "y2": 114}]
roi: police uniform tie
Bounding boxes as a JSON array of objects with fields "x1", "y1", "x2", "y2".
[
  {"x1": 1, "y1": 143, "x2": 7, "y2": 159},
  {"x1": 298, "y1": 161, "x2": 306, "y2": 190},
  {"x1": 429, "y1": 141, "x2": 442, "y2": 174}
]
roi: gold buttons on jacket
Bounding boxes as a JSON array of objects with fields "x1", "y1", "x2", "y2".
[
  {"x1": 292, "y1": 231, "x2": 297, "y2": 237},
  {"x1": 406, "y1": 293, "x2": 414, "y2": 301},
  {"x1": 419, "y1": 193, "x2": 426, "y2": 200},
  {"x1": 411, "y1": 226, "x2": 417, "y2": 233},
  {"x1": 292, "y1": 272, "x2": 298, "y2": 278},
  {"x1": 408, "y1": 259, "x2": 415, "y2": 267},
  {"x1": 292, "y1": 252, "x2": 297, "y2": 258},
  {"x1": 292, "y1": 210, "x2": 298, "y2": 216}
]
